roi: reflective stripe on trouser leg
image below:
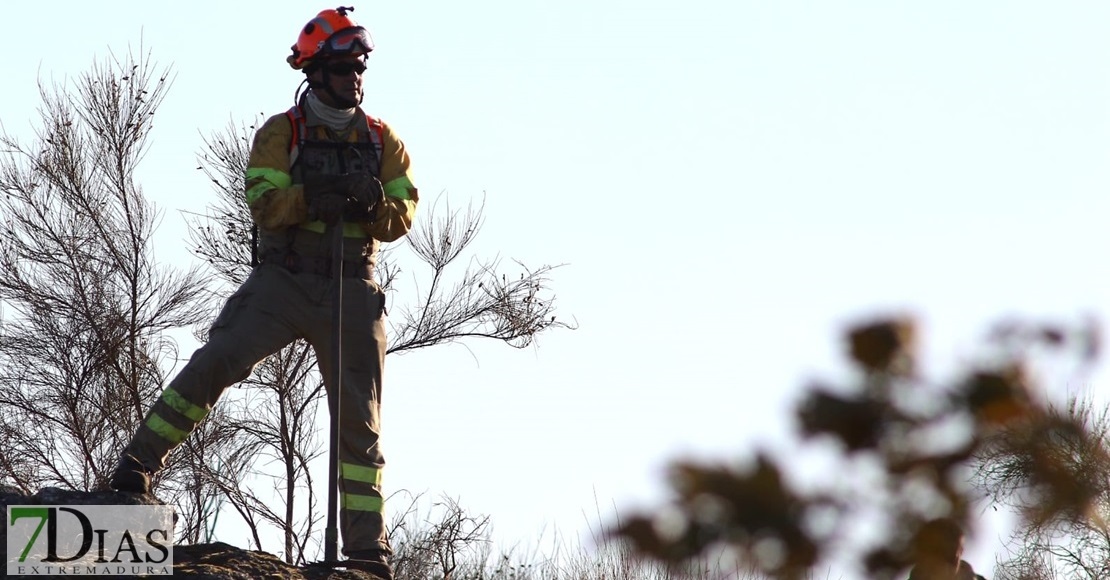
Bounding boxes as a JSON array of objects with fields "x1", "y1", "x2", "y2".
[
  {"x1": 129, "y1": 386, "x2": 211, "y2": 468},
  {"x1": 339, "y1": 458, "x2": 386, "y2": 551},
  {"x1": 309, "y1": 276, "x2": 389, "y2": 555},
  {"x1": 123, "y1": 266, "x2": 305, "y2": 472}
]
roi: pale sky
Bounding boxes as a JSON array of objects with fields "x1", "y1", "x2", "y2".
[{"x1": 6, "y1": 1, "x2": 1110, "y2": 578}]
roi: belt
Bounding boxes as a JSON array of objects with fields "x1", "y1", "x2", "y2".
[{"x1": 261, "y1": 250, "x2": 374, "y2": 280}]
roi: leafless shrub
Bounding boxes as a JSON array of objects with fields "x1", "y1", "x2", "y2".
[{"x1": 0, "y1": 50, "x2": 214, "y2": 504}]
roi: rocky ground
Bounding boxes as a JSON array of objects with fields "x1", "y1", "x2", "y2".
[{"x1": 1, "y1": 487, "x2": 384, "y2": 579}]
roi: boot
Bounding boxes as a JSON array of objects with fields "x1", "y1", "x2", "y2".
[
  {"x1": 109, "y1": 455, "x2": 152, "y2": 494},
  {"x1": 345, "y1": 549, "x2": 393, "y2": 579}
]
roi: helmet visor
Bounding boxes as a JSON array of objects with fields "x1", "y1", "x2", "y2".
[{"x1": 324, "y1": 27, "x2": 374, "y2": 56}]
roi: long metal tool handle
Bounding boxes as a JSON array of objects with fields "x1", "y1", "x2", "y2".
[{"x1": 324, "y1": 222, "x2": 345, "y2": 563}]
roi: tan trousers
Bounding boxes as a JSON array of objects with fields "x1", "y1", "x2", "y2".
[{"x1": 122, "y1": 263, "x2": 390, "y2": 554}]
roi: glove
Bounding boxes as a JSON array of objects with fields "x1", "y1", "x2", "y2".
[
  {"x1": 303, "y1": 173, "x2": 384, "y2": 224},
  {"x1": 303, "y1": 175, "x2": 349, "y2": 226},
  {"x1": 334, "y1": 173, "x2": 385, "y2": 222},
  {"x1": 308, "y1": 193, "x2": 347, "y2": 226}
]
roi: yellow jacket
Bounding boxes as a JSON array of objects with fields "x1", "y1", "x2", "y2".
[{"x1": 244, "y1": 107, "x2": 418, "y2": 243}]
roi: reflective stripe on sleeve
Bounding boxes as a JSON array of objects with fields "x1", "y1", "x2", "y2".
[
  {"x1": 246, "y1": 182, "x2": 277, "y2": 204},
  {"x1": 161, "y1": 387, "x2": 209, "y2": 423},
  {"x1": 341, "y1": 493, "x2": 384, "y2": 513},
  {"x1": 340, "y1": 463, "x2": 382, "y2": 486},
  {"x1": 146, "y1": 414, "x2": 190, "y2": 445},
  {"x1": 382, "y1": 176, "x2": 414, "y2": 201},
  {"x1": 245, "y1": 167, "x2": 293, "y2": 204}
]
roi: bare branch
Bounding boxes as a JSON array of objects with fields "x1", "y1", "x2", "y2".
[{"x1": 0, "y1": 50, "x2": 211, "y2": 497}]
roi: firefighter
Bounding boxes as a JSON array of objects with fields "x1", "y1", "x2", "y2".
[{"x1": 110, "y1": 6, "x2": 417, "y2": 577}]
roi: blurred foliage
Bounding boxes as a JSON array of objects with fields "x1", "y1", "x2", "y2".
[
  {"x1": 975, "y1": 396, "x2": 1110, "y2": 579},
  {"x1": 614, "y1": 315, "x2": 1105, "y2": 579}
]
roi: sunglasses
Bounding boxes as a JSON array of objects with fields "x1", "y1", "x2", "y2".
[{"x1": 324, "y1": 60, "x2": 368, "y2": 76}]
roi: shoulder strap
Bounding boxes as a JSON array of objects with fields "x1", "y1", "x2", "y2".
[
  {"x1": 285, "y1": 105, "x2": 307, "y2": 167},
  {"x1": 365, "y1": 114, "x2": 384, "y2": 146},
  {"x1": 364, "y1": 114, "x2": 384, "y2": 165}
]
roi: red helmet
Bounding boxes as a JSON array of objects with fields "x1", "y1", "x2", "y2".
[{"x1": 288, "y1": 6, "x2": 374, "y2": 70}]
